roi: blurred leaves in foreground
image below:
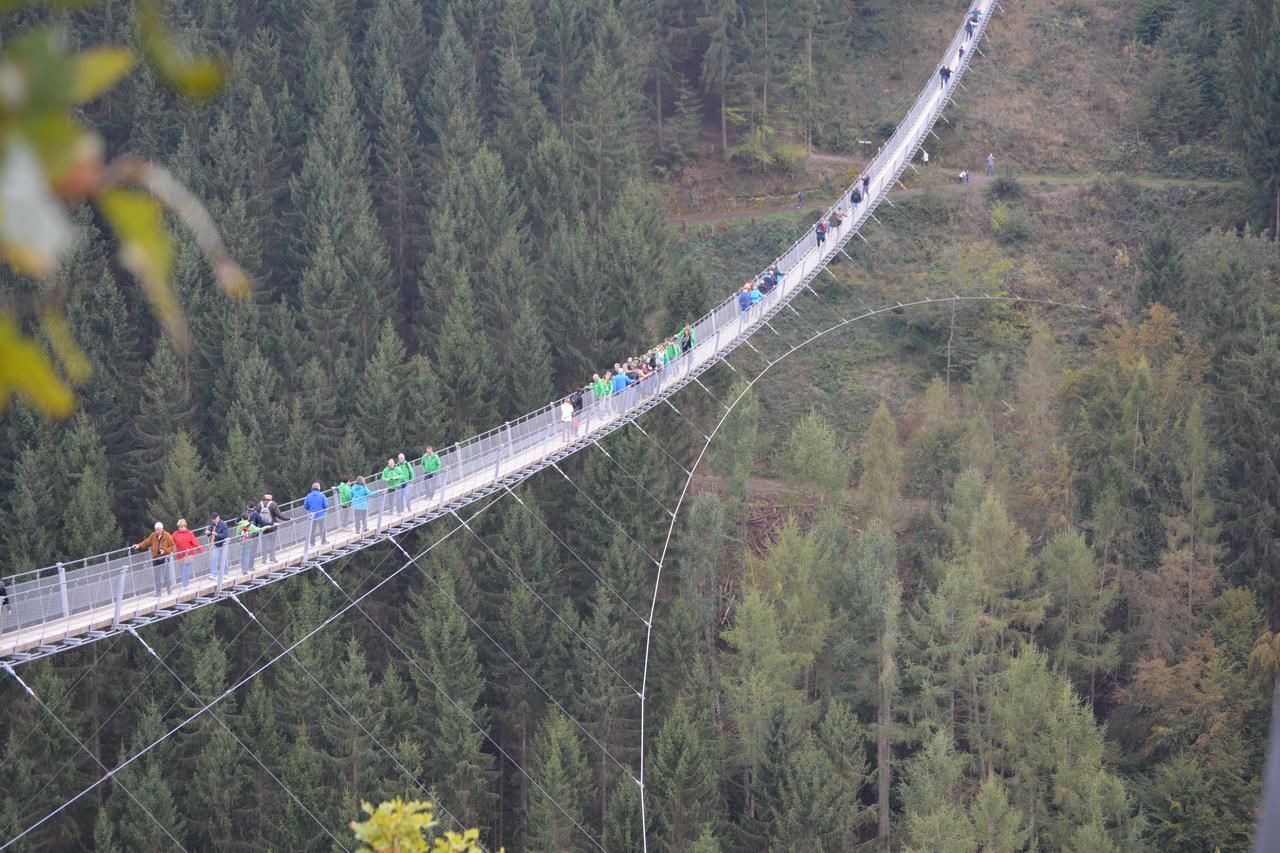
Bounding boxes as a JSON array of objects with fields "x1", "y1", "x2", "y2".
[{"x1": 0, "y1": 0, "x2": 243, "y2": 418}]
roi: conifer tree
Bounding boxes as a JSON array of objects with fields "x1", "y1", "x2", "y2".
[
  {"x1": 437, "y1": 272, "x2": 501, "y2": 435},
  {"x1": 212, "y1": 425, "x2": 267, "y2": 514},
  {"x1": 60, "y1": 416, "x2": 122, "y2": 557},
  {"x1": 493, "y1": 0, "x2": 550, "y2": 173},
  {"x1": 526, "y1": 711, "x2": 592, "y2": 851},
  {"x1": 1040, "y1": 529, "x2": 1117, "y2": 699},
  {"x1": 373, "y1": 70, "x2": 427, "y2": 307},
  {"x1": 860, "y1": 402, "x2": 902, "y2": 524},
  {"x1": 112, "y1": 701, "x2": 188, "y2": 851},
  {"x1": 355, "y1": 320, "x2": 409, "y2": 460},
  {"x1": 5, "y1": 446, "x2": 55, "y2": 569},
  {"x1": 602, "y1": 776, "x2": 645, "y2": 852},
  {"x1": 131, "y1": 344, "x2": 194, "y2": 488},
  {"x1": 573, "y1": 49, "x2": 640, "y2": 224},
  {"x1": 649, "y1": 700, "x2": 722, "y2": 849},
  {"x1": 148, "y1": 431, "x2": 214, "y2": 526},
  {"x1": 1136, "y1": 219, "x2": 1186, "y2": 309},
  {"x1": 318, "y1": 636, "x2": 386, "y2": 810},
  {"x1": 422, "y1": 12, "x2": 483, "y2": 164},
  {"x1": 412, "y1": 566, "x2": 496, "y2": 828},
  {"x1": 507, "y1": 298, "x2": 556, "y2": 417}
]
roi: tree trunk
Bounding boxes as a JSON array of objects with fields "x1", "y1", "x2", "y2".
[
  {"x1": 656, "y1": 74, "x2": 665, "y2": 149},
  {"x1": 877, "y1": 655, "x2": 892, "y2": 849}
]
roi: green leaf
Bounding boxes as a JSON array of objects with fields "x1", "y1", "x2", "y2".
[
  {"x1": 69, "y1": 47, "x2": 134, "y2": 103},
  {"x1": 0, "y1": 135, "x2": 74, "y2": 278}
]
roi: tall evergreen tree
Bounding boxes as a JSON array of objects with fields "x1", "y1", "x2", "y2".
[{"x1": 526, "y1": 711, "x2": 592, "y2": 851}]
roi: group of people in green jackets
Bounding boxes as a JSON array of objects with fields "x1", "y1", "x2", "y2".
[{"x1": 333, "y1": 446, "x2": 442, "y2": 534}]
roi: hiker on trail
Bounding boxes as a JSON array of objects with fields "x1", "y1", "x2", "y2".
[
  {"x1": 304, "y1": 482, "x2": 329, "y2": 545},
  {"x1": 420, "y1": 447, "x2": 441, "y2": 504},
  {"x1": 134, "y1": 521, "x2": 176, "y2": 597},
  {"x1": 591, "y1": 373, "x2": 609, "y2": 401},
  {"x1": 235, "y1": 512, "x2": 264, "y2": 574},
  {"x1": 959, "y1": 169, "x2": 970, "y2": 184},
  {"x1": 797, "y1": 191, "x2": 805, "y2": 208},
  {"x1": 816, "y1": 218, "x2": 829, "y2": 246},
  {"x1": 396, "y1": 453, "x2": 415, "y2": 512},
  {"x1": 681, "y1": 325, "x2": 694, "y2": 353},
  {"x1": 337, "y1": 478, "x2": 352, "y2": 528},
  {"x1": 351, "y1": 476, "x2": 371, "y2": 534},
  {"x1": 171, "y1": 518, "x2": 202, "y2": 588},
  {"x1": 209, "y1": 512, "x2": 230, "y2": 579},
  {"x1": 258, "y1": 493, "x2": 287, "y2": 563},
  {"x1": 738, "y1": 284, "x2": 753, "y2": 312},
  {"x1": 922, "y1": 149, "x2": 930, "y2": 166},
  {"x1": 986, "y1": 152, "x2": 995, "y2": 176}
]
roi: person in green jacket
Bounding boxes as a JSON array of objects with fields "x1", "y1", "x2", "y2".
[
  {"x1": 664, "y1": 337, "x2": 680, "y2": 364},
  {"x1": 234, "y1": 512, "x2": 264, "y2": 575},
  {"x1": 337, "y1": 476, "x2": 353, "y2": 528},
  {"x1": 381, "y1": 457, "x2": 402, "y2": 514},
  {"x1": 396, "y1": 452, "x2": 415, "y2": 512},
  {"x1": 420, "y1": 445, "x2": 442, "y2": 505},
  {"x1": 591, "y1": 372, "x2": 609, "y2": 401}
]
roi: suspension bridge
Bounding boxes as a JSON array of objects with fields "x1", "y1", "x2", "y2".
[{"x1": 2, "y1": 2, "x2": 1010, "y2": 849}]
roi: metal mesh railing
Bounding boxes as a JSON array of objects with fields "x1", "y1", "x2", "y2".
[{"x1": 0, "y1": 0, "x2": 995, "y2": 657}]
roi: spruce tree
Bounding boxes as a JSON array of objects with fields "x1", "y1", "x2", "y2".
[
  {"x1": 355, "y1": 320, "x2": 409, "y2": 460},
  {"x1": 602, "y1": 776, "x2": 646, "y2": 852},
  {"x1": 212, "y1": 425, "x2": 267, "y2": 515},
  {"x1": 649, "y1": 700, "x2": 722, "y2": 849},
  {"x1": 860, "y1": 402, "x2": 903, "y2": 524},
  {"x1": 573, "y1": 49, "x2": 640, "y2": 224},
  {"x1": 60, "y1": 415, "x2": 122, "y2": 557},
  {"x1": 130, "y1": 344, "x2": 195, "y2": 492},
  {"x1": 437, "y1": 272, "x2": 501, "y2": 435},
  {"x1": 526, "y1": 711, "x2": 592, "y2": 851},
  {"x1": 1136, "y1": 219, "x2": 1187, "y2": 310},
  {"x1": 373, "y1": 70, "x2": 427, "y2": 308},
  {"x1": 148, "y1": 431, "x2": 214, "y2": 526}
]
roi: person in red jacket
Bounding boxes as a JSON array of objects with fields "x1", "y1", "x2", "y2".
[{"x1": 171, "y1": 518, "x2": 203, "y2": 589}]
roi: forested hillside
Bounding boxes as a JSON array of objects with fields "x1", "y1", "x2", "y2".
[{"x1": 1, "y1": 0, "x2": 1279, "y2": 850}]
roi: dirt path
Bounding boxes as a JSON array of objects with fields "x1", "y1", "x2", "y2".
[{"x1": 670, "y1": 172, "x2": 1239, "y2": 227}]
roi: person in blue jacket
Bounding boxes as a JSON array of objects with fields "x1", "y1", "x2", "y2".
[
  {"x1": 611, "y1": 369, "x2": 633, "y2": 395},
  {"x1": 350, "y1": 476, "x2": 371, "y2": 534},
  {"x1": 304, "y1": 482, "x2": 330, "y2": 546},
  {"x1": 738, "y1": 284, "x2": 753, "y2": 312},
  {"x1": 208, "y1": 512, "x2": 230, "y2": 579}
]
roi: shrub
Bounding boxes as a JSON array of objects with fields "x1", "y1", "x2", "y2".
[
  {"x1": 985, "y1": 174, "x2": 1026, "y2": 202},
  {"x1": 990, "y1": 201, "x2": 1032, "y2": 244}
]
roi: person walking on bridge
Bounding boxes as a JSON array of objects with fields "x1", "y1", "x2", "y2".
[
  {"x1": 208, "y1": 512, "x2": 230, "y2": 580},
  {"x1": 381, "y1": 458, "x2": 403, "y2": 513},
  {"x1": 738, "y1": 284, "x2": 753, "y2": 312},
  {"x1": 234, "y1": 512, "x2": 264, "y2": 575},
  {"x1": 680, "y1": 325, "x2": 694, "y2": 354},
  {"x1": 258, "y1": 493, "x2": 287, "y2": 563},
  {"x1": 396, "y1": 453, "x2": 415, "y2": 512},
  {"x1": 336, "y1": 478, "x2": 352, "y2": 529},
  {"x1": 304, "y1": 482, "x2": 329, "y2": 545},
  {"x1": 939, "y1": 65, "x2": 952, "y2": 88},
  {"x1": 134, "y1": 521, "x2": 176, "y2": 597},
  {"x1": 816, "y1": 217, "x2": 829, "y2": 247},
  {"x1": 351, "y1": 476, "x2": 371, "y2": 534},
  {"x1": 420, "y1": 446, "x2": 442, "y2": 506},
  {"x1": 591, "y1": 373, "x2": 609, "y2": 401},
  {"x1": 171, "y1": 518, "x2": 202, "y2": 589}
]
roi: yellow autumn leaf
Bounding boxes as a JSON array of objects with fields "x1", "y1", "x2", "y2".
[
  {"x1": 136, "y1": 0, "x2": 226, "y2": 100},
  {"x1": 97, "y1": 186, "x2": 189, "y2": 350},
  {"x1": 69, "y1": 46, "x2": 135, "y2": 103},
  {"x1": 0, "y1": 312, "x2": 76, "y2": 417}
]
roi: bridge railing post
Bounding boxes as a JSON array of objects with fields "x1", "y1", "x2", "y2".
[
  {"x1": 56, "y1": 562, "x2": 69, "y2": 619},
  {"x1": 112, "y1": 566, "x2": 127, "y2": 627},
  {"x1": 166, "y1": 555, "x2": 176, "y2": 597}
]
